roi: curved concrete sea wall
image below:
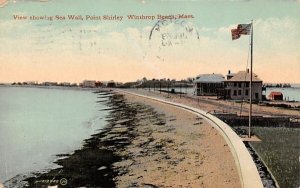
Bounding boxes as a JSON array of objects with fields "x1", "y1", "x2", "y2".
[{"x1": 120, "y1": 90, "x2": 263, "y2": 188}]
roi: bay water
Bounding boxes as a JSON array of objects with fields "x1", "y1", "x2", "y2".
[{"x1": 0, "y1": 86, "x2": 108, "y2": 184}]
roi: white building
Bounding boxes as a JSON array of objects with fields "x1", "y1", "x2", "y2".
[
  {"x1": 82, "y1": 80, "x2": 96, "y2": 88},
  {"x1": 224, "y1": 70, "x2": 262, "y2": 101},
  {"x1": 60, "y1": 82, "x2": 71, "y2": 86}
]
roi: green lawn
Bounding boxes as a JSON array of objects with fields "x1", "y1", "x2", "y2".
[{"x1": 250, "y1": 127, "x2": 300, "y2": 188}]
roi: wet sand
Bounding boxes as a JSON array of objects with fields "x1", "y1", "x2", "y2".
[{"x1": 20, "y1": 91, "x2": 240, "y2": 187}]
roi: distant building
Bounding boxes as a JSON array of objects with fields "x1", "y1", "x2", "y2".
[
  {"x1": 224, "y1": 69, "x2": 263, "y2": 101},
  {"x1": 82, "y1": 80, "x2": 96, "y2": 88},
  {"x1": 60, "y1": 82, "x2": 71, "y2": 86},
  {"x1": 23, "y1": 81, "x2": 38, "y2": 85},
  {"x1": 194, "y1": 73, "x2": 225, "y2": 96},
  {"x1": 42, "y1": 82, "x2": 58, "y2": 86},
  {"x1": 268, "y1": 92, "x2": 283, "y2": 101}
]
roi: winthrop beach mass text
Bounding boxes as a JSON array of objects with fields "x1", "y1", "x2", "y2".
[{"x1": 13, "y1": 14, "x2": 195, "y2": 21}]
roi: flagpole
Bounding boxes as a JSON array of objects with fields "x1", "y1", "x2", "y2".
[{"x1": 249, "y1": 20, "x2": 253, "y2": 138}]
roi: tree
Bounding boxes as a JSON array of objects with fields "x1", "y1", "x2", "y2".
[{"x1": 142, "y1": 77, "x2": 147, "y2": 83}]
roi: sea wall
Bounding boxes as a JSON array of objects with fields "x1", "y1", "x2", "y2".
[{"x1": 119, "y1": 89, "x2": 263, "y2": 188}]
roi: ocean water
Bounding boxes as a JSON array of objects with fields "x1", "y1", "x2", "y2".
[
  {"x1": 265, "y1": 87, "x2": 300, "y2": 102},
  {"x1": 0, "y1": 86, "x2": 108, "y2": 184}
]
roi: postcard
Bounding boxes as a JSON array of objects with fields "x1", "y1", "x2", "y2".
[{"x1": 0, "y1": 0, "x2": 299, "y2": 187}]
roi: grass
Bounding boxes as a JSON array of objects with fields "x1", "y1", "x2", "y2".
[{"x1": 250, "y1": 127, "x2": 300, "y2": 188}]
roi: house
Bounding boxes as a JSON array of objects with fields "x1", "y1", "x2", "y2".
[
  {"x1": 224, "y1": 69, "x2": 263, "y2": 101},
  {"x1": 194, "y1": 73, "x2": 225, "y2": 96},
  {"x1": 23, "y1": 81, "x2": 38, "y2": 85},
  {"x1": 60, "y1": 82, "x2": 71, "y2": 86},
  {"x1": 41, "y1": 82, "x2": 58, "y2": 86},
  {"x1": 82, "y1": 80, "x2": 96, "y2": 88},
  {"x1": 268, "y1": 92, "x2": 283, "y2": 100}
]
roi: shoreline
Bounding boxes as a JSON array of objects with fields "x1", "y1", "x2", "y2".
[
  {"x1": 14, "y1": 90, "x2": 241, "y2": 187},
  {"x1": 22, "y1": 92, "x2": 128, "y2": 187}
]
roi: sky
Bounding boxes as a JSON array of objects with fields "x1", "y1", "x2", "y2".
[{"x1": 0, "y1": 0, "x2": 299, "y2": 83}]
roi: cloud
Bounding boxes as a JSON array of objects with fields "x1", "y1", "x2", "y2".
[
  {"x1": 255, "y1": 17, "x2": 299, "y2": 54},
  {"x1": 212, "y1": 17, "x2": 299, "y2": 54}
]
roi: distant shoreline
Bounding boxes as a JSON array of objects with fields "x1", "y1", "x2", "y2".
[{"x1": 0, "y1": 84, "x2": 112, "y2": 92}]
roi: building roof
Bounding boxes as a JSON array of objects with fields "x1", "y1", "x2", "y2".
[
  {"x1": 268, "y1": 92, "x2": 283, "y2": 97},
  {"x1": 194, "y1": 74, "x2": 225, "y2": 83},
  {"x1": 225, "y1": 71, "x2": 262, "y2": 82},
  {"x1": 226, "y1": 70, "x2": 236, "y2": 77}
]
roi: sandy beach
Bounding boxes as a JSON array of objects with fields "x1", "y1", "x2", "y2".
[{"x1": 113, "y1": 92, "x2": 241, "y2": 187}]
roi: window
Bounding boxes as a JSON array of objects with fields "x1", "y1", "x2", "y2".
[
  {"x1": 234, "y1": 90, "x2": 237, "y2": 96},
  {"x1": 246, "y1": 82, "x2": 249, "y2": 87},
  {"x1": 238, "y1": 83, "x2": 242, "y2": 88},
  {"x1": 238, "y1": 90, "x2": 242, "y2": 95},
  {"x1": 245, "y1": 90, "x2": 249, "y2": 96},
  {"x1": 234, "y1": 82, "x2": 237, "y2": 87}
]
